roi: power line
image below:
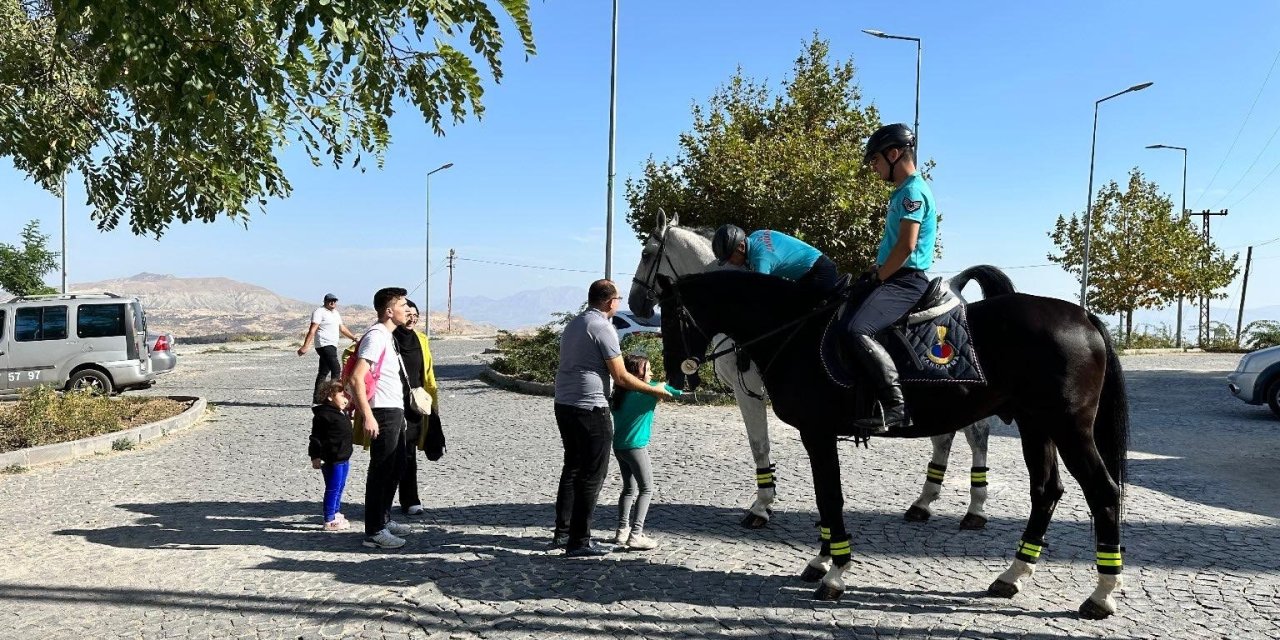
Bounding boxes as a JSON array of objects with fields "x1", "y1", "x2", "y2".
[
  {"x1": 1194, "y1": 45, "x2": 1280, "y2": 208},
  {"x1": 1210, "y1": 115, "x2": 1280, "y2": 209},
  {"x1": 457, "y1": 256, "x2": 635, "y2": 277},
  {"x1": 1225, "y1": 152, "x2": 1280, "y2": 210}
]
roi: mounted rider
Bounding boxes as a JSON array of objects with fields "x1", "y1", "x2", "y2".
[
  {"x1": 849, "y1": 123, "x2": 938, "y2": 434},
  {"x1": 710, "y1": 225, "x2": 842, "y2": 299}
]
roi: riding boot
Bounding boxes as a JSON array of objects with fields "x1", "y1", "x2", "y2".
[{"x1": 850, "y1": 334, "x2": 909, "y2": 433}]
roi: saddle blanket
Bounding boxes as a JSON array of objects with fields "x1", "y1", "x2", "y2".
[{"x1": 821, "y1": 302, "x2": 986, "y2": 388}]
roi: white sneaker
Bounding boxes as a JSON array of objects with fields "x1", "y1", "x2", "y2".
[
  {"x1": 626, "y1": 533, "x2": 658, "y2": 551},
  {"x1": 405, "y1": 505, "x2": 426, "y2": 517},
  {"x1": 613, "y1": 528, "x2": 631, "y2": 546},
  {"x1": 385, "y1": 521, "x2": 413, "y2": 536},
  {"x1": 363, "y1": 529, "x2": 406, "y2": 549}
]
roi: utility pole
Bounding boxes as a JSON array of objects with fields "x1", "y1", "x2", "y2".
[
  {"x1": 446, "y1": 249, "x2": 457, "y2": 333},
  {"x1": 1236, "y1": 245, "x2": 1253, "y2": 347},
  {"x1": 61, "y1": 171, "x2": 68, "y2": 294},
  {"x1": 1191, "y1": 209, "x2": 1228, "y2": 346}
]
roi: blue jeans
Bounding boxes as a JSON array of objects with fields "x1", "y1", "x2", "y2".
[{"x1": 321, "y1": 460, "x2": 350, "y2": 522}]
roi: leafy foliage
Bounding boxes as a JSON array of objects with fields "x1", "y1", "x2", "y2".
[
  {"x1": 625, "y1": 35, "x2": 917, "y2": 273},
  {"x1": 0, "y1": 219, "x2": 59, "y2": 296},
  {"x1": 1243, "y1": 320, "x2": 1280, "y2": 351},
  {"x1": 0, "y1": 0, "x2": 535, "y2": 237},
  {"x1": 1048, "y1": 168, "x2": 1239, "y2": 341},
  {"x1": 0, "y1": 386, "x2": 187, "y2": 453}
]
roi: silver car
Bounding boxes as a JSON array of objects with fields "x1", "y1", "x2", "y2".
[
  {"x1": 0, "y1": 292, "x2": 152, "y2": 395},
  {"x1": 147, "y1": 331, "x2": 178, "y2": 376},
  {"x1": 1227, "y1": 345, "x2": 1280, "y2": 418}
]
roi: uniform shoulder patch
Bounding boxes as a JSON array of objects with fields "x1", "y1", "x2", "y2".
[{"x1": 903, "y1": 198, "x2": 923, "y2": 213}]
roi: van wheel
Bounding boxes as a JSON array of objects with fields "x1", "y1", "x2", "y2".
[
  {"x1": 68, "y1": 369, "x2": 114, "y2": 395},
  {"x1": 1268, "y1": 378, "x2": 1280, "y2": 419}
]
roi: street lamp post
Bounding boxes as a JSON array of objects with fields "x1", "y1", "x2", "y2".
[
  {"x1": 862, "y1": 29, "x2": 922, "y2": 152},
  {"x1": 1146, "y1": 143, "x2": 1188, "y2": 347},
  {"x1": 61, "y1": 171, "x2": 67, "y2": 294},
  {"x1": 604, "y1": 0, "x2": 619, "y2": 280},
  {"x1": 1079, "y1": 81, "x2": 1154, "y2": 309},
  {"x1": 425, "y1": 162, "x2": 454, "y2": 336}
]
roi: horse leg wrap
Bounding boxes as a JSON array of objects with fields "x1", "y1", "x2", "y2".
[
  {"x1": 755, "y1": 466, "x2": 776, "y2": 490},
  {"x1": 926, "y1": 462, "x2": 947, "y2": 485},
  {"x1": 828, "y1": 534, "x2": 852, "y2": 567},
  {"x1": 967, "y1": 466, "x2": 989, "y2": 518}
]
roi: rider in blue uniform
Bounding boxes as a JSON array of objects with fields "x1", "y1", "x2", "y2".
[
  {"x1": 711, "y1": 226, "x2": 842, "y2": 297},
  {"x1": 850, "y1": 123, "x2": 938, "y2": 434}
]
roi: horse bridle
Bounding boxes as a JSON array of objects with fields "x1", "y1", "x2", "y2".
[{"x1": 631, "y1": 226, "x2": 678, "y2": 305}]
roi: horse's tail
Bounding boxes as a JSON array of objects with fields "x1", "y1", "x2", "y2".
[
  {"x1": 1086, "y1": 313, "x2": 1130, "y2": 502},
  {"x1": 948, "y1": 265, "x2": 1016, "y2": 298}
]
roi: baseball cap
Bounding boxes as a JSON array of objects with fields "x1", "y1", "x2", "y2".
[{"x1": 323, "y1": 293, "x2": 338, "y2": 302}]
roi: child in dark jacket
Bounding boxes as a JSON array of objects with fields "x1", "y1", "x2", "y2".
[{"x1": 310, "y1": 381, "x2": 355, "y2": 531}]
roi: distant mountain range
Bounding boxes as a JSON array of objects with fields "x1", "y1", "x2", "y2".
[
  {"x1": 66, "y1": 273, "x2": 493, "y2": 340},
  {"x1": 452, "y1": 286, "x2": 590, "y2": 329}
]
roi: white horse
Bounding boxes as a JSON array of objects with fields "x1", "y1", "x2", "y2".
[{"x1": 626, "y1": 213, "x2": 994, "y2": 529}]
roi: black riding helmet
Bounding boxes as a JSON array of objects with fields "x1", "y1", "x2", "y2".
[
  {"x1": 863, "y1": 123, "x2": 916, "y2": 163},
  {"x1": 712, "y1": 224, "x2": 747, "y2": 265}
]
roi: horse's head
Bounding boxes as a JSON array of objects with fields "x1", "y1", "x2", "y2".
[
  {"x1": 654, "y1": 274, "x2": 712, "y2": 391},
  {"x1": 626, "y1": 210, "x2": 715, "y2": 319}
]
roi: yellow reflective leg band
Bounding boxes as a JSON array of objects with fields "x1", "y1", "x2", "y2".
[
  {"x1": 829, "y1": 538, "x2": 851, "y2": 559},
  {"x1": 819, "y1": 526, "x2": 831, "y2": 541},
  {"x1": 926, "y1": 462, "x2": 946, "y2": 484},
  {"x1": 1015, "y1": 539, "x2": 1044, "y2": 563},
  {"x1": 1097, "y1": 545, "x2": 1123, "y2": 575},
  {"x1": 970, "y1": 466, "x2": 988, "y2": 487}
]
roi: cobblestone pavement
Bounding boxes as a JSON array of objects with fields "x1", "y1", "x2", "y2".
[{"x1": 0, "y1": 342, "x2": 1276, "y2": 639}]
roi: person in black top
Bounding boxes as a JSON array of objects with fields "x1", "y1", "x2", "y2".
[
  {"x1": 394, "y1": 300, "x2": 437, "y2": 517},
  {"x1": 310, "y1": 381, "x2": 355, "y2": 531}
]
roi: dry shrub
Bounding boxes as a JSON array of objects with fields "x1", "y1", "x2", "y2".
[{"x1": 0, "y1": 387, "x2": 189, "y2": 453}]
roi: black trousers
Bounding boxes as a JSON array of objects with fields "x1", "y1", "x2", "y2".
[
  {"x1": 398, "y1": 412, "x2": 423, "y2": 511},
  {"x1": 364, "y1": 407, "x2": 407, "y2": 536},
  {"x1": 314, "y1": 345, "x2": 341, "y2": 402},
  {"x1": 553, "y1": 403, "x2": 614, "y2": 548},
  {"x1": 846, "y1": 269, "x2": 930, "y2": 336},
  {"x1": 795, "y1": 255, "x2": 843, "y2": 298}
]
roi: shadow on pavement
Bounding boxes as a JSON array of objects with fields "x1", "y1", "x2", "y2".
[
  {"x1": 53, "y1": 499, "x2": 1280, "y2": 580},
  {"x1": 0, "y1": 581, "x2": 1095, "y2": 636}
]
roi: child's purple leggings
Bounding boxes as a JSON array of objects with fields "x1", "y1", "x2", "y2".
[{"x1": 321, "y1": 461, "x2": 350, "y2": 522}]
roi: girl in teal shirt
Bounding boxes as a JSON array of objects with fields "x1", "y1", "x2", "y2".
[{"x1": 610, "y1": 354, "x2": 682, "y2": 551}]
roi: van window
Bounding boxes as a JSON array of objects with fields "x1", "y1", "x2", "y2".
[
  {"x1": 15, "y1": 306, "x2": 68, "y2": 342},
  {"x1": 78, "y1": 304, "x2": 127, "y2": 338},
  {"x1": 133, "y1": 302, "x2": 146, "y2": 333},
  {"x1": 0, "y1": 310, "x2": 5, "y2": 341}
]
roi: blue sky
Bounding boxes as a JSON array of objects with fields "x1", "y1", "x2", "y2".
[{"x1": 3, "y1": 0, "x2": 1280, "y2": 327}]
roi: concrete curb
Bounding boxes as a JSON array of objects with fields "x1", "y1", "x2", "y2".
[
  {"x1": 480, "y1": 365, "x2": 554, "y2": 396},
  {"x1": 477, "y1": 365, "x2": 736, "y2": 405},
  {"x1": 1121, "y1": 348, "x2": 1205, "y2": 355},
  {"x1": 0, "y1": 396, "x2": 208, "y2": 470}
]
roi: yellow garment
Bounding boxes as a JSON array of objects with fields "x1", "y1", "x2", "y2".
[{"x1": 345, "y1": 331, "x2": 439, "y2": 451}]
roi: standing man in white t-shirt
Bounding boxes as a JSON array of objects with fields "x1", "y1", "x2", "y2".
[
  {"x1": 349, "y1": 287, "x2": 413, "y2": 549},
  {"x1": 298, "y1": 293, "x2": 359, "y2": 404}
]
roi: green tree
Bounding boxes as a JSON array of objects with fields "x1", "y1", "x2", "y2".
[
  {"x1": 0, "y1": 220, "x2": 59, "y2": 296},
  {"x1": 0, "y1": 0, "x2": 535, "y2": 237},
  {"x1": 625, "y1": 35, "x2": 917, "y2": 273},
  {"x1": 1048, "y1": 168, "x2": 1239, "y2": 341}
]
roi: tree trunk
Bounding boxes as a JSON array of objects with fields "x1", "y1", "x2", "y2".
[{"x1": 1125, "y1": 309, "x2": 1134, "y2": 345}]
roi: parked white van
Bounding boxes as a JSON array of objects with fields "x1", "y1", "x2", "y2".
[{"x1": 0, "y1": 292, "x2": 152, "y2": 395}]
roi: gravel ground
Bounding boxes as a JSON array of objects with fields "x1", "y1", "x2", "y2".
[{"x1": 0, "y1": 341, "x2": 1275, "y2": 639}]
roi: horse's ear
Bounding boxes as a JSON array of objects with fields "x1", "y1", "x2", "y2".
[
  {"x1": 670, "y1": 211, "x2": 679, "y2": 227},
  {"x1": 656, "y1": 208, "x2": 668, "y2": 231}
]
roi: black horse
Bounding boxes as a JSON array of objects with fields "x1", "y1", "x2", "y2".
[{"x1": 659, "y1": 266, "x2": 1129, "y2": 619}]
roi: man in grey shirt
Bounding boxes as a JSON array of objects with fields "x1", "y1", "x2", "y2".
[{"x1": 553, "y1": 279, "x2": 671, "y2": 557}]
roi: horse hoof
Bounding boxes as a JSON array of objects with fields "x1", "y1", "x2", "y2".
[
  {"x1": 814, "y1": 583, "x2": 844, "y2": 601},
  {"x1": 904, "y1": 505, "x2": 931, "y2": 522},
  {"x1": 986, "y1": 579, "x2": 1019, "y2": 598},
  {"x1": 1079, "y1": 598, "x2": 1114, "y2": 620},
  {"x1": 799, "y1": 565, "x2": 826, "y2": 583},
  {"x1": 958, "y1": 513, "x2": 988, "y2": 530},
  {"x1": 740, "y1": 513, "x2": 769, "y2": 529}
]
